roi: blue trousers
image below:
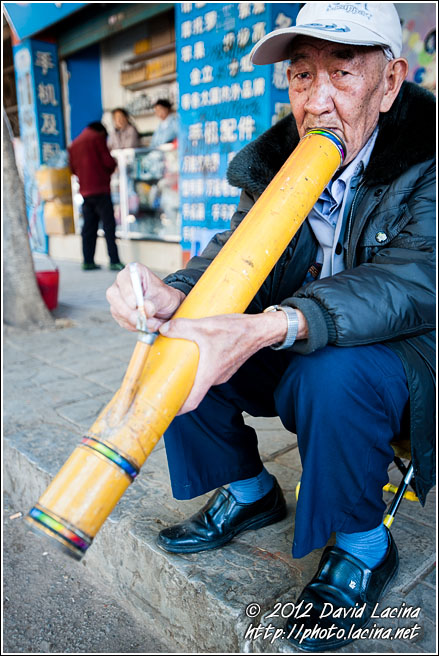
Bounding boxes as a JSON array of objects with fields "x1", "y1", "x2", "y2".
[{"x1": 163, "y1": 344, "x2": 409, "y2": 558}]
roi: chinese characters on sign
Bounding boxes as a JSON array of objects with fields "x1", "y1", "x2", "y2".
[
  {"x1": 14, "y1": 39, "x2": 65, "y2": 251},
  {"x1": 176, "y1": 3, "x2": 300, "y2": 254},
  {"x1": 33, "y1": 43, "x2": 65, "y2": 164}
]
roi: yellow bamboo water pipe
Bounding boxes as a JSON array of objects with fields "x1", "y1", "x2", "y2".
[{"x1": 26, "y1": 129, "x2": 346, "y2": 559}]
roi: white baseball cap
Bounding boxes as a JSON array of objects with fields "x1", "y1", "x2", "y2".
[{"x1": 251, "y1": 2, "x2": 402, "y2": 64}]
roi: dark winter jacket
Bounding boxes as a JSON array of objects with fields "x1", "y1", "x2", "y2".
[
  {"x1": 165, "y1": 81, "x2": 436, "y2": 504},
  {"x1": 69, "y1": 127, "x2": 117, "y2": 197}
]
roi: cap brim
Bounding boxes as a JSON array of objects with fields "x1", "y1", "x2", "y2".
[{"x1": 250, "y1": 22, "x2": 392, "y2": 64}]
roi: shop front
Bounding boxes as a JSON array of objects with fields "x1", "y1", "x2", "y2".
[
  {"x1": 5, "y1": 2, "x2": 437, "y2": 272},
  {"x1": 52, "y1": 3, "x2": 181, "y2": 270},
  {"x1": 6, "y1": 2, "x2": 182, "y2": 271}
]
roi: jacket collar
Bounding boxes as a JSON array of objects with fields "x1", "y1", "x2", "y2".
[{"x1": 227, "y1": 82, "x2": 436, "y2": 196}]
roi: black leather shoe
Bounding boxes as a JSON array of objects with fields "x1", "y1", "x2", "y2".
[
  {"x1": 285, "y1": 527, "x2": 398, "y2": 652},
  {"x1": 157, "y1": 476, "x2": 287, "y2": 553}
]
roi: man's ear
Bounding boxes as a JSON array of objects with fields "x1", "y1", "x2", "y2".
[{"x1": 380, "y1": 58, "x2": 409, "y2": 113}]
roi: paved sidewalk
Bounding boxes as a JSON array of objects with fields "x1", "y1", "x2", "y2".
[
  {"x1": 3, "y1": 259, "x2": 436, "y2": 653},
  {"x1": 3, "y1": 492, "x2": 168, "y2": 653}
]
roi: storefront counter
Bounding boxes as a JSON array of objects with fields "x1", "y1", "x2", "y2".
[
  {"x1": 111, "y1": 141, "x2": 180, "y2": 241},
  {"x1": 72, "y1": 142, "x2": 180, "y2": 243}
]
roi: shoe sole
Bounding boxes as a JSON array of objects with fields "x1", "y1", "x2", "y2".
[
  {"x1": 156, "y1": 504, "x2": 288, "y2": 554},
  {"x1": 287, "y1": 561, "x2": 400, "y2": 652}
]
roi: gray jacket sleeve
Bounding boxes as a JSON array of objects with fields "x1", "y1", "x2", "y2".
[{"x1": 283, "y1": 159, "x2": 436, "y2": 353}]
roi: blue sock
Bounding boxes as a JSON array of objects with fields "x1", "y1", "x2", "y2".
[
  {"x1": 335, "y1": 524, "x2": 389, "y2": 570},
  {"x1": 228, "y1": 466, "x2": 274, "y2": 504}
]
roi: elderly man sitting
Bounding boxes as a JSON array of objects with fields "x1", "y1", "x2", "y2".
[{"x1": 107, "y1": 3, "x2": 435, "y2": 650}]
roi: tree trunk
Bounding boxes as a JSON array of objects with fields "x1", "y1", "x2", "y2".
[{"x1": 3, "y1": 111, "x2": 54, "y2": 329}]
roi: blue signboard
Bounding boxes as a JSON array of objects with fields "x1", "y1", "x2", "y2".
[
  {"x1": 270, "y1": 7, "x2": 301, "y2": 123},
  {"x1": 4, "y1": 3, "x2": 87, "y2": 41},
  {"x1": 176, "y1": 2, "x2": 300, "y2": 254},
  {"x1": 13, "y1": 39, "x2": 66, "y2": 252}
]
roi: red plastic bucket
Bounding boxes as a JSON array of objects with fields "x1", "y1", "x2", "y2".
[{"x1": 36, "y1": 270, "x2": 59, "y2": 311}]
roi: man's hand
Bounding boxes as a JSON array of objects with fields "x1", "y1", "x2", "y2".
[
  {"x1": 159, "y1": 309, "x2": 308, "y2": 415},
  {"x1": 106, "y1": 264, "x2": 185, "y2": 332}
]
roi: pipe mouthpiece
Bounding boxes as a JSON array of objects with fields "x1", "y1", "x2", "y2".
[{"x1": 305, "y1": 129, "x2": 346, "y2": 165}]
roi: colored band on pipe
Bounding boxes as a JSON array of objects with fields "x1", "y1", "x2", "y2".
[
  {"x1": 81, "y1": 436, "x2": 139, "y2": 480},
  {"x1": 28, "y1": 506, "x2": 91, "y2": 554},
  {"x1": 305, "y1": 129, "x2": 346, "y2": 164}
]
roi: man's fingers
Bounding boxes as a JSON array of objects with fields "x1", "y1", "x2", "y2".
[
  {"x1": 107, "y1": 273, "x2": 136, "y2": 310},
  {"x1": 109, "y1": 294, "x2": 137, "y2": 326},
  {"x1": 144, "y1": 299, "x2": 156, "y2": 317},
  {"x1": 176, "y1": 356, "x2": 216, "y2": 415},
  {"x1": 157, "y1": 318, "x2": 202, "y2": 414},
  {"x1": 109, "y1": 303, "x2": 137, "y2": 329},
  {"x1": 115, "y1": 268, "x2": 138, "y2": 307},
  {"x1": 177, "y1": 390, "x2": 204, "y2": 416},
  {"x1": 107, "y1": 282, "x2": 138, "y2": 328},
  {"x1": 145, "y1": 317, "x2": 166, "y2": 332},
  {"x1": 118, "y1": 318, "x2": 138, "y2": 333},
  {"x1": 106, "y1": 263, "x2": 185, "y2": 334}
]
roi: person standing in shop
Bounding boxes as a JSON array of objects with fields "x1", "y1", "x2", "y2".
[
  {"x1": 108, "y1": 108, "x2": 141, "y2": 150},
  {"x1": 149, "y1": 99, "x2": 178, "y2": 148},
  {"x1": 69, "y1": 121, "x2": 124, "y2": 271}
]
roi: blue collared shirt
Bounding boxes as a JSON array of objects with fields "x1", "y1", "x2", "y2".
[{"x1": 307, "y1": 127, "x2": 378, "y2": 278}]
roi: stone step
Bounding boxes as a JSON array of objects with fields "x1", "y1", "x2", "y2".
[
  {"x1": 3, "y1": 423, "x2": 308, "y2": 653},
  {"x1": 4, "y1": 423, "x2": 435, "y2": 653}
]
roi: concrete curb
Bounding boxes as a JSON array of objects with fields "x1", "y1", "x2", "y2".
[{"x1": 3, "y1": 438, "x2": 301, "y2": 652}]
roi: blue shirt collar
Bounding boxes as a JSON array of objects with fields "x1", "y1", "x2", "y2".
[{"x1": 329, "y1": 126, "x2": 379, "y2": 203}]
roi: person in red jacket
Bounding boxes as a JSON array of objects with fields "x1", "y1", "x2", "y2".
[{"x1": 69, "y1": 122, "x2": 123, "y2": 271}]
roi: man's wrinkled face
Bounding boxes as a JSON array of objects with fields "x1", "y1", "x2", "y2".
[{"x1": 287, "y1": 37, "x2": 389, "y2": 164}]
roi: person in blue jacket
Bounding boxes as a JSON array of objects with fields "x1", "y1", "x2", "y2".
[{"x1": 149, "y1": 99, "x2": 178, "y2": 148}]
